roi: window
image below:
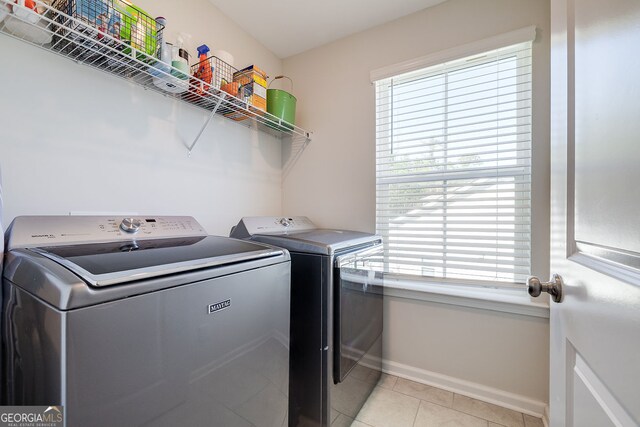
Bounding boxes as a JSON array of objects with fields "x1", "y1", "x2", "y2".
[{"x1": 374, "y1": 41, "x2": 532, "y2": 285}]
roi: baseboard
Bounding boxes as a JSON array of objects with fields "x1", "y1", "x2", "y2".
[
  {"x1": 543, "y1": 405, "x2": 550, "y2": 427},
  {"x1": 382, "y1": 359, "x2": 547, "y2": 418}
]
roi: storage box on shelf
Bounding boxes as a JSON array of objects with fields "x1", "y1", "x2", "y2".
[
  {"x1": 225, "y1": 64, "x2": 267, "y2": 121},
  {"x1": 232, "y1": 64, "x2": 267, "y2": 116},
  {"x1": 0, "y1": 0, "x2": 312, "y2": 149}
]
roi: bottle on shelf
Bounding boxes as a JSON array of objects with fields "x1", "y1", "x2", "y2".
[
  {"x1": 193, "y1": 44, "x2": 213, "y2": 95},
  {"x1": 155, "y1": 16, "x2": 171, "y2": 68},
  {"x1": 171, "y1": 33, "x2": 191, "y2": 80}
]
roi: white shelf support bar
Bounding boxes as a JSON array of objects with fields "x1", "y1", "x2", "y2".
[
  {"x1": 282, "y1": 134, "x2": 312, "y2": 181},
  {"x1": 188, "y1": 95, "x2": 225, "y2": 155}
]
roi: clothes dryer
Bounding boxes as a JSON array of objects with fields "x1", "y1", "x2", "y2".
[{"x1": 231, "y1": 216, "x2": 383, "y2": 427}]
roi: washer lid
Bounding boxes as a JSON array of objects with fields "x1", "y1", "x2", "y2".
[
  {"x1": 31, "y1": 235, "x2": 282, "y2": 287},
  {"x1": 250, "y1": 229, "x2": 382, "y2": 255}
]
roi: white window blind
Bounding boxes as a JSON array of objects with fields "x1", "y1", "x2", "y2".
[{"x1": 375, "y1": 41, "x2": 532, "y2": 285}]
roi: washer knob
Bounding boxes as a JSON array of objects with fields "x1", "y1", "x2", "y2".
[
  {"x1": 120, "y1": 218, "x2": 142, "y2": 233},
  {"x1": 279, "y1": 218, "x2": 290, "y2": 227}
]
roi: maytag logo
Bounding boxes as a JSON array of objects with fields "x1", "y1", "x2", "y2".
[{"x1": 208, "y1": 299, "x2": 231, "y2": 314}]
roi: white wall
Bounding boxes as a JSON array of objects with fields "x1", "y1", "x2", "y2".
[
  {"x1": 283, "y1": 0, "x2": 550, "y2": 413},
  {"x1": 384, "y1": 297, "x2": 549, "y2": 414},
  {"x1": 0, "y1": 0, "x2": 283, "y2": 236}
]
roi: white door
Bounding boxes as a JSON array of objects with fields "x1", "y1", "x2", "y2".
[{"x1": 545, "y1": 0, "x2": 640, "y2": 426}]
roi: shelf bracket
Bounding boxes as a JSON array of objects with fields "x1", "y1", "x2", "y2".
[
  {"x1": 188, "y1": 95, "x2": 225, "y2": 156},
  {"x1": 282, "y1": 133, "x2": 312, "y2": 181}
]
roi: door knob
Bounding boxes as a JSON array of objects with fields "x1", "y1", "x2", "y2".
[{"x1": 527, "y1": 274, "x2": 564, "y2": 303}]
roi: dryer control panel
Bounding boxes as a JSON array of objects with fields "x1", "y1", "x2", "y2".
[
  {"x1": 230, "y1": 216, "x2": 317, "y2": 239},
  {"x1": 7, "y1": 216, "x2": 207, "y2": 249}
]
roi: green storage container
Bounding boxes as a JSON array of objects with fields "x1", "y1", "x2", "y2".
[
  {"x1": 267, "y1": 76, "x2": 296, "y2": 130},
  {"x1": 114, "y1": 0, "x2": 157, "y2": 60}
]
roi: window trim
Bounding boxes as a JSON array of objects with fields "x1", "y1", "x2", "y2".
[
  {"x1": 370, "y1": 26, "x2": 537, "y2": 83},
  {"x1": 384, "y1": 277, "x2": 549, "y2": 319}
]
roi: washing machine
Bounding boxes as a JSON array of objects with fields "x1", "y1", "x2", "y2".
[
  {"x1": 231, "y1": 216, "x2": 383, "y2": 427},
  {"x1": 2, "y1": 215, "x2": 290, "y2": 427}
]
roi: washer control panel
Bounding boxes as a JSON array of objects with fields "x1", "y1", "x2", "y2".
[{"x1": 7, "y1": 216, "x2": 207, "y2": 249}]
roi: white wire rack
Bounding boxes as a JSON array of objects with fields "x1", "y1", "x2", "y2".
[{"x1": 0, "y1": 0, "x2": 312, "y2": 154}]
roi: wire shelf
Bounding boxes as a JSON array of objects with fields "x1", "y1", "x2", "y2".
[{"x1": 0, "y1": 0, "x2": 312, "y2": 152}]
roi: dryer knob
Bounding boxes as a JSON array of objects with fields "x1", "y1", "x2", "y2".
[
  {"x1": 120, "y1": 218, "x2": 142, "y2": 233},
  {"x1": 279, "y1": 218, "x2": 291, "y2": 227}
]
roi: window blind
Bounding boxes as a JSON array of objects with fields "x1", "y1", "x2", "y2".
[{"x1": 375, "y1": 42, "x2": 532, "y2": 285}]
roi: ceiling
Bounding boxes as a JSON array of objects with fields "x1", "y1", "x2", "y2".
[{"x1": 208, "y1": 0, "x2": 448, "y2": 58}]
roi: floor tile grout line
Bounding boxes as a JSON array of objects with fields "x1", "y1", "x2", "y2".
[
  {"x1": 451, "y1": 392, "x2": 526, "y2": 427},
  {"x1": 408, "y1": 394, "x2": 504, "y2": 427},
  {"x1": 393, "y1": 376, "x2": 527, "y2": 423},
  {"x1": 431, "y1": 397, "x2": 495, "y2": 426},
  {"x1": 386, "y1": 386, "x2": 473, "y2": 419},
  {"x1": 391, "y1": 379, "x2": 455, "y2": 409},
  {"x1": 411, "y1": 399, "x2": 421, "y2": 427},
  {"x1": 353, "y1": 410, "x2": 376, "y2": 427},
  {"x1": 390, "y1": 387, "x2": 452, "y2": 407},
  {"x1": 367, "y1": 376, "x2": 532, "y2": 427}
]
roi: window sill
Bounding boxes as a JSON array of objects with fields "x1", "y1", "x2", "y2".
[{"x1": 383, "y1": 277, "x2": 549, "y2": 318}]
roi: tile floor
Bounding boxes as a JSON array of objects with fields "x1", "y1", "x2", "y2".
[{"x1": 331, "y1": 374, "x2": 544, "y2": 427}]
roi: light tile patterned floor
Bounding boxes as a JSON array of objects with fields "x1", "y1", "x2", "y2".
[{"x1": 332, "y1": 374, "x2": 545, "y2": 427}]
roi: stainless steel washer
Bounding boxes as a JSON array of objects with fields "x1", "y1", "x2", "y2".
[
  {"x1": 2, "y1": 216, "x2": 290, "y2": 427},
  {"x1": 231, "y1": 216, "x2": 383, "y2": 427}
]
